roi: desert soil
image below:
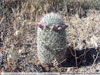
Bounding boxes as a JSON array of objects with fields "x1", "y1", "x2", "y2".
[{"x1": 0, "y1": 9, "x2": 100, "y2": 74}]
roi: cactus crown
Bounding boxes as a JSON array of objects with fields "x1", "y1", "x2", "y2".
[
  {"x1": 40, "y1": 12, "x2": 64, "y2": 26},
  {"x1": 37, "y1": 12, "x2": 68, "y2": 31}
]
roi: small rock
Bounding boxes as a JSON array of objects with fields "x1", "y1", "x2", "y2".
[{"x1": 96, "y1": 69, "x2": 99, "y2": 72}]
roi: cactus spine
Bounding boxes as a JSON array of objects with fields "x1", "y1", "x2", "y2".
[{"x1": 37, "y1": 12, "x2": 68, "y2": 65}]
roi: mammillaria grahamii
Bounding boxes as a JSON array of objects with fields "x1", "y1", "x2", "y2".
[{"x1": 37, "y1": 12, "x2": 68, "y2": 65}]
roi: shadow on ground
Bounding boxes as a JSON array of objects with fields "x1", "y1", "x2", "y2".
[{"x1": 61, "y1": 47, "x2": 100, "y2": 68}]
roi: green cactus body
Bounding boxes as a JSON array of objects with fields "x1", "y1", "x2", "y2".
[{"x1": 37, "y1": 13, "x2": 67, "y2": 65}]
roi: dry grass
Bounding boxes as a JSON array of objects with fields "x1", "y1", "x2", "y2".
[
  {"x1": 0, "y1": 0, "x2": 100, "y2": 72},
  {"x1": 66, "y1": 10, "x2": 100, "y2": 50}
]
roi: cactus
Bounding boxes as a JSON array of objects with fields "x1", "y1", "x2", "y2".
[{"x1": 37, "y1": 12, "x2": 68, "y2": 65}]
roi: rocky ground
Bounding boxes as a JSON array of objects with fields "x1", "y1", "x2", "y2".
[
  {"x1": 0, "y1": 8, "x2": 100, "y2": 73},
  {"x1": 0, "y1": 1, "x2": 100, "y2": 74}
]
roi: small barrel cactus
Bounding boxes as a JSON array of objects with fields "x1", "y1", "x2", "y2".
[{"x1": 37, "y1": 12, "x2": 68, "y2": 65}]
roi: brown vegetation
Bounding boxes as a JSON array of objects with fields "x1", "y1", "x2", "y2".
[{"x1": 0, "y1": 0, "x2": 100, "y2": 73}]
